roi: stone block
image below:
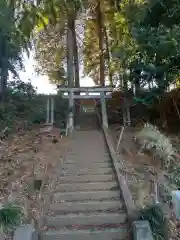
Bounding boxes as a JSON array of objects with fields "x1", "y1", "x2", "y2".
[
  {"x1": 132, "y1": 221, "x2": 154, "y2": 240},
  {"x1": 13, "y1": 224, "x2": 39, "y2": 240}
]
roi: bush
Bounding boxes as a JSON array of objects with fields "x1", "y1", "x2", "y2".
[
  {"x1": 0, "y1": 80, "x2": 68, "y2": 133},
  {"x1": 0, "y1": 203, "x2": 24, "y2": 232}
]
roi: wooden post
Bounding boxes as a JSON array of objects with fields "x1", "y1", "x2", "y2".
[
  {"x1": 46, "y1": 97, "x2": 50, "y2": 124},
  {"x1": 122, "y1": 106, "x2": 127, "y2": 126},
  {"x1": 51, "y1": 97, "x2": 54, "y2": 125},
  {"x1": 116, "y1": 126, "x2": 125, "y2": 153},
  {"x1": 100, "y1": 91, "x2": 108, "y2": 128}
]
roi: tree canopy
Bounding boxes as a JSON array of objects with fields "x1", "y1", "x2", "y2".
[{"x1": 1, "y1": 0, "x2": 180, "y2": 98}]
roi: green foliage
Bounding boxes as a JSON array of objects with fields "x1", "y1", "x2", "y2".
[
  {"x1": 0, "y1": 80, "x2": 68, "y2": 133},
  {"x1": 34, "y1": 0, "x2": 87, "y2": 85},
  {"x1": 168, "y1": 164, "x2": 180, "y2": 188},
  {"x1": 82, "y1": 0, "x2": 180, "y2": 90},
  {"x1": 129, "y1": 0, "x2": 180, "y2": 89},
  {"x1": 138, "y1": 204, "x2": 167, "y2": 240},
  {"x1": 0, "y1": 80, "x2": 43, "y2": 132},
  {"x1": 35, "y1": 23, "x2": 67, "y2": 84},
  {"x1": 0, "y1": 0, "x2": 40, "y2": 98},
  {"x1": 0, "y1": 203, "x2": 24, "y2": 232}
]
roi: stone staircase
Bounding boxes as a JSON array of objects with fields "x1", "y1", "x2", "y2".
[
  {"x1": 41, "y1": 113, "x2": 128, "y2": 239},
  {"x1": 75, "y1": 112, "x2": 99, "y2": 130}
]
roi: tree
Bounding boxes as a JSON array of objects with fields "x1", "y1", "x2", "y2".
[
  {"x1": 96, "y1": 0, "x2": 105, "y2": 86},
  {"x1": 35, "y1": 23, "x2": 67, "y2": 85},
  {"x1": 83, "y1": 0, "x2": 139, "y2": 87},
  {"x1": 0, "y1": 1, "x2": 27, "y2": 99},
  {"x1": 0, "y1": 0, "x2": 44, "y2": 100},
  {"x1": 83, "y1": 0, "x2": 109, "y2": 86},
  {"x1": 34, "y1": 0, "x2": 87, "y2": 88},
  {"x1": 129, "y1": 0, "x2": 180, "y2": 90}
]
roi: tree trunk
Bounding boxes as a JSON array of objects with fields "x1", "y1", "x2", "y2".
[
  {"x1": 134, "y1": 81, "x2": 140, "y2": 96},
  {"x1": 0, "y1": 61, "x2": 8, "y2": 101},
  {"x1": 0, "y1": 32, "x2": 8, "y2": 101},
  {"x1": 67, "y1": 18, "x2": 74, "y2": 88},
  {"x1": 96, "y1": 1, "x2": 105, "y2": 86},
  {"x1": 123, "y1": 73, "x2": 131, "y2": 126},
  {"x1": 66, "y1": 17, "x2": 74, "y2": 132},
  {"x1": 104, "y1": 25, "x2": 113, "y2": 86},
  {"x1": 71, "y1": 17, "x2": 80, "y2": 119},
  {"x1": 119, "y1": 74, "x2": 123, "y2": 89},
  {"x1": 72, "y1": 18, "x2": 80, "y2": 88}
]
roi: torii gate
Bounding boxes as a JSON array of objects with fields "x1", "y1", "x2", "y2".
[
  {"x1": 46, "y1": 86, "x2": 113, "y2": 135},
  {"x1": 60, "y1": 86, "x2": 113, "y2": 134}
]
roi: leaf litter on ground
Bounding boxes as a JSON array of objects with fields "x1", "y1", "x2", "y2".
[{"x1": 0, "y1": 123, "x2": 69, "y2": 238}]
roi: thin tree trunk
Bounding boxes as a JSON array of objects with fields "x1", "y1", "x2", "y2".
[
  {"x1": 134, "y1": 81, "x2": 140, "y2": 96},
  {"x1": 66, "y1": 17, "x2": 74, "y2": 133},
  {"x1": 96, "y1": 1, "x2": 105, "y2": 86},
  {"x1": 0, "y1": 62, "x2": 8, "y2": 101},
  {"x1": 67, "y1": 18, "x2": 74, "y2": 88},
  {"x1": 123, "y1": 73, "x2": 131, "y2": 126},
  {"x1": 0, "y1": 31, "x2": 8, "y2": 101},
  {"x1": 71, "y1": 17, "x2": 80, "y2": 120},
  {"x1": 104, "y1": 25, "x2": 113, "y2": 86},
  {"x1": 119, "y1": 74, "x2": 123, "y2": 89},
  {"x1": 122, "y1": 74, "x2": 127, "y2": 125},
  {"x1": 72, "y1": 19, "x2": 80, "y2": 88},
  {"x1": 0, "y1": 3, "x2": 15, "y2": 101},
  {"x1": 126, "y1": 105, "x2": 131, "y2": 126}
]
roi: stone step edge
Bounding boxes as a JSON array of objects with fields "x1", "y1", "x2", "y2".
[
  {"x1": 49, "y1": 200, "x2": 124, "y2": 213},
  {"x1": 42, "y1": 228, "x2": 128, "y2": 240},
  {"x1": 51, "y1": 190, "x2": 121, "y2": 202},
  {"x1": 43, "y1": 228, "x2": 128, "y2": 235},
  {"x1": 43, "y1": 212, "x2": 127, "y2": 227}
]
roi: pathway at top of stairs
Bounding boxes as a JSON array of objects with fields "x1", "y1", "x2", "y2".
[{"x1": 41, "y1": 130, "x2": 128, "y2": 240}]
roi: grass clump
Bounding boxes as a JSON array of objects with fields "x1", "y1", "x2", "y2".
[
  {"x1": 136, "y1": 123, "x2": 174, "y2": 167},
  {"x1": 0, "y1": 203, "x2": 24, "y2": 233}
]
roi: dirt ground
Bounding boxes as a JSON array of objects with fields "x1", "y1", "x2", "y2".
[
  {"x1": 109, "y1": 124, "x2": 155, "y2": 208},
  {"x1": 0, "y1": 122, "x2": 179, "y2": 238},
  {"x1": 0, "y1": 124, "x2": 69, "y2": 238},
  {"x1": 109, "y1": 124, "x2": 180, "y2": 239}
]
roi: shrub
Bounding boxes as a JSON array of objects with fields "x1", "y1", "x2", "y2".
[
  {"x1": 0, "y1": 203, "x2": 24, "y2": 232},
  {"x1": 136, "y1": 123, "x2": 174, "y2": 169}
]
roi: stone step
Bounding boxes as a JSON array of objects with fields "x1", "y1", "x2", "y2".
[
  {"x1": 66, "y1": 151, "x2": 109, "y2": 156},
  {"x1": 44, "y1": 212, "x2": 127, "y2": 228},
  {"x1": 43, "y1": 228, "x2": 127, "y2": 240},
  {"x1": 54, "y1": 182, "x2": 118, "y2": 192},
  {"x1": 49, "y1": 200, "x2": 123, "y2": 213},
  {"x1": 63, "y1": 162, "x2": 112, "y2": 168},
  {"x1": 58, "y1": 174, "x2": 116, "y2": 183},
  {"x1": 65, "y1": 157, "x2": 111, "y2": 163},
  {"x1": 53, "y1": 190, "x2": 120, "y2": 202},
  {"x1": 60, "y1": 167, "x2": 114, "y2": 175},
  {"x1": 66, "y1": 153, "x2": 110, "y2": 158}
]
